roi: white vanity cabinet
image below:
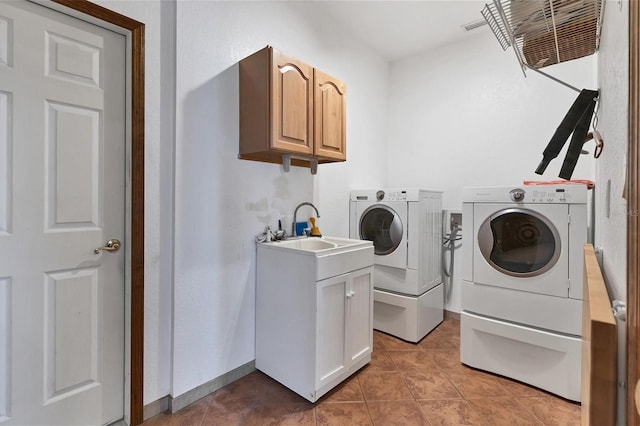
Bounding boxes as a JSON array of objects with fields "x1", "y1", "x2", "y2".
[{"x1": 255, "y1": 238, "x2": 374, "y2": 402}]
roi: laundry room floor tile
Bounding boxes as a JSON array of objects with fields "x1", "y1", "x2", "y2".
[
  {"x1": 143, "y1": 317, "x2": 581, "y2": 426},
  {"x1": 442, "y1": 368, "x2": 512, "y2": 398},
  {"x1": 418, "y1": 399, "x2": 485, "y2": 425},
  {"x1": 516, "y1": 396, "x2": 581, "y2": 426},
  {"x1": 372, "y1": 331, "x2": 388, "y2": 351},
  {"x1": 419, "y1": 326, "x2": 459, "y2": 350},
  {"x1": 431, "y1": 347, "x2": 464, "y2": 370},
  {"x1": 437, "y1": 317, "x2": 461, "y2": 334},
  {"x1": 375, "y1": 331, "x2": 417, "y2": 351},
  {"x1": 465, "y1": 397, "x2": 543, "y2": 425},
  {"x1": 495, "y1": 375, "x2": 551, "y2": 397},
  {"x1": 315, "y1": 401, "x2": 371, "y2": 425},
  {"x1": 357, "y1": 370, "x2": 414, "y2": 401},
  {"x1": 365, "y1": 348, "x2": 396, "y2": 372},
  {"x1": 387, "y1": 349, "x2": 439, "y2": 370},
  {"x1": 321, "y1": 376, "x2": 364, "y2": 403},
  {"x1": 402, "y1": 370, "x2": 462, "y2": 400},
  {"x1": 206, "y1": 400, "x2": 317, "y2": 426},
  {"x1": 367, "y1": 400, "x2": 429, "y2": 425}
]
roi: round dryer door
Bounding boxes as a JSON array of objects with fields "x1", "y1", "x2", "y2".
[
  {"x1": 359, "y1": 205, "x2": 403, "y2": 255},
  {"x1": 478, "y1": 208, "x2": 561, "y2": 277}
]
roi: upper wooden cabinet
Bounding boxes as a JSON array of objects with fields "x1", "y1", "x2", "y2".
[{"x1": 239, "y1": 46, "x2": 346, "y2": 168}]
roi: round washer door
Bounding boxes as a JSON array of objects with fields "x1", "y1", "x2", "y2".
[
  {"x1": 478, "y1": 207, "x2": 561, "y2": 277},
  {"x1": 359, "y1": 204, "x2": 403, "y2": 256}
]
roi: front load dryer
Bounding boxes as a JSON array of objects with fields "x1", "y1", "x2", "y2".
[
  {"x1": 461, "y1": 185, "x2": 588, "y2": 402},
  {"x1": 350, "y1": 189, "x2": 443, "y2": 342}
]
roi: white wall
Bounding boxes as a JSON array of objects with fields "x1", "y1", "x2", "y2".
[
  {"x1": 172, "y1": 1, "x2": 388, "y2": 398},
  {"x1": 387, "y1": 29, "x2": 596, "y2": 312},
  {"x1": 594, "y1": 0, "x2": 628, "y2": 303},
  {"x1": 94, "y1": 0, "x2": 175, "y2": 405},
  {"x1": 595, "y1": 6, "x2": 629, "y2": 422}
]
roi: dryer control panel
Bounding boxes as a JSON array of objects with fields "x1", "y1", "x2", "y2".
[
  {"x1": 529, "y1": 189, "x2": 568, "y2": 203},
  {"x1": 462, "y1": 185, "x2": 586, "y2": 204}
]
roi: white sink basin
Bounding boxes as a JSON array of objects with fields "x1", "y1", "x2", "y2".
[
  {"x1": 274, "y1": 238, "x2": 337, "y2": 251},
  {"x1": 264, "y1": 236, "x2": 370, "y2": 255},
  {"x1": 259, "y1": 236, "x2": 373, "y2": 280}
]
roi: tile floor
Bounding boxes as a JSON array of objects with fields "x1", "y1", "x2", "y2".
[{"x1": 144, "y1": 317, "x2": 581, "y2": 425}]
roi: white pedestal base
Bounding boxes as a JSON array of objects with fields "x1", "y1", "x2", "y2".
[
  {"x1": 373, "y1": 284, "x2": 443, "y2": 343},
  {"x1": 461, "y1": 311, "x2": 581, "y2": 402}
]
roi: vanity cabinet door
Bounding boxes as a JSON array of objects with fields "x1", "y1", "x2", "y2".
[
  {"x1": 346, "y1": 267, "x2": 373, "y2": 366},
  {"x1": 271, "y1": 49, "x2": 314, "y2": 155},
  {"x1": 314, "y1": 69, "x2": 346, "y2": 161},
  {"x1": 316, "y1": 274, "x2": 348, "y2": 390}
]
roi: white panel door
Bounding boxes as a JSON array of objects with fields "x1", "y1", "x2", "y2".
[{"x1": 0, "y1": 1, "x2": 126, "y2": 425}]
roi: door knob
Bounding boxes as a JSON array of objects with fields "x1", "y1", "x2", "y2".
[{"x1": 94, "y1": 239, "x2": 121, "y2": 254}]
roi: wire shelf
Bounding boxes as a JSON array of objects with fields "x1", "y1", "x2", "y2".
[{"x1": 482, "y1": 0, "x2": 604, "y2": 71}]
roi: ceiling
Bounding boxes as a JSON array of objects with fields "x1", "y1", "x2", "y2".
[{"x1": 317, "y1": 1, "x2": 492, "y2": 62}]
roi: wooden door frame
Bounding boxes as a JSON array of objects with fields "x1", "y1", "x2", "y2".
[
  {"x1": 43, "y1": 1, "x2": 145, "y2": 424},
  {"x1": 629, "y1": 1, "x2": 640, "y2": 423}
]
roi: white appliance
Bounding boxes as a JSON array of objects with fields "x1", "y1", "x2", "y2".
[
  {"x1": 461, "y1": 185, "x2": 588, "y2": 402},
  {"x1": 350, "y1": 189, "x2": 443, "y2": 342}
]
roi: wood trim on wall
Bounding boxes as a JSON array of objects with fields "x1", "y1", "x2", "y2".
[
  {"x1": 49, "y1": 1, "x2": 145, "y2": 425},
  {"x1": 629, "y1": 0, "x2": 640, "y2": 423},
  {"x1": 582, "y1": 244, "x2": 617, "y2": 425}
]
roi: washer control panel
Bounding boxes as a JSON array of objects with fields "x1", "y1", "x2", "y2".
[
  {"x1": 507, "y1": 188, "x2": 571, "y2": 203},
  {"x1": 383, "y1": 190, "x2": 408, "y2": 201}
]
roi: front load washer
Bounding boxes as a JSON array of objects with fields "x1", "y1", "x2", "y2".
[
  {"x1": 461, "y1": 185, "x2": 588, "y2": 401},
  {"x1": 350, "y1": 189, "x2": 443, "y2": 342}
]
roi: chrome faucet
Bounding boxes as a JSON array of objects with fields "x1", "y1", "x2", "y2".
[{"x1": 292, "y1": 202, "x2": 320, "y2": 236}]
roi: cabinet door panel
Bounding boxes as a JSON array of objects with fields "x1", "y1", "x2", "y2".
[
  {"x1": 272, "y1": 51, "x2": 313, "y2": 155},
  {"x1": 316, "y1": 274, "x2": 347, "y2": 388},
  {"x1": 348, "y1": 268, "x2": 373, "y2": 364},
  {"x1": 314, "y1": 69, "x2": 346, "y2": 160}
]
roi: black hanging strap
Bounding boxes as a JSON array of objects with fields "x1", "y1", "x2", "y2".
[
  {"x1": 534, "y1": 89, "x2": 599, "y2": 176},
  {"x1": 559, "y1": 97, "x2": 597, "y2": 179}
]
